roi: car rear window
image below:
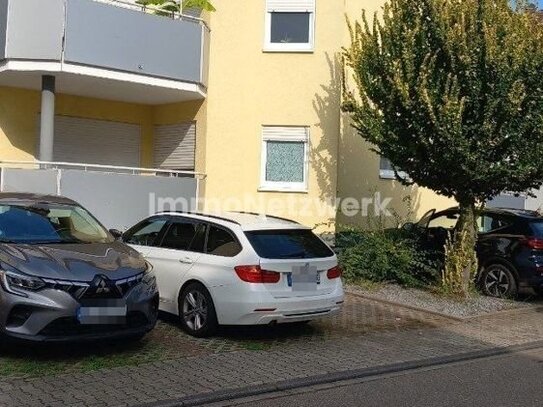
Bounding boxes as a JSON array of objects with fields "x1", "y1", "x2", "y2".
[
  {"x1": 529, "y1": 221, "x2": 543, "y2": 237},
  {"x1": 245, "y1": 229, "x2": 334, "y2": 259}
]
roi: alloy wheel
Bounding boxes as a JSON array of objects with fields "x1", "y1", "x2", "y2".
[
  {"x1": 484, "y1": 267, "x2": 511, "y2": 297},
  {"x1": 182, "y1": 290, "x2": 208, "y2": 331}
]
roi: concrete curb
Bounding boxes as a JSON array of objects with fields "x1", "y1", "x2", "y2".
[
  {"x1": 345, "y1": 288, "x2": 543, "y2": 322},
  {"x1": 137, "y1": 340, "x2": 543, "y2": 407},
  {"x1": 345, "y1": 289, "x2": 465, "y2": 321}
]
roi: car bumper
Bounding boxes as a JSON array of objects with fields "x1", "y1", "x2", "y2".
[
  {"x1": 211, "y1": 284, "x2": 345, "y2": 325},
  {"x1": 0, "y1": 283, "x2": 159, "y2": 342}
]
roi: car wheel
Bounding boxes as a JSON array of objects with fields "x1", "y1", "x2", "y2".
[
  {"x1": 480, "y1": 263, "x2": 518, "y2": 298},
  {"x1": 178, "y1": 282, "x2": 218, "y2": 338}
]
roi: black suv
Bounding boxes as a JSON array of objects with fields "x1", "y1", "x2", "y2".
[{"x1": 407, "y1": 207, "x2": 543, "y2": 298}]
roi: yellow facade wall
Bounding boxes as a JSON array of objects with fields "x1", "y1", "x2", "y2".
[
  {"x1": 203, "y1": 0, "x2": 345, "y2": 230},
  {"x1": 0, "y1": 0, "x2": 456, "y2": 230},
  {"x1": 0, "y1": 86, "x2": 156, "y2": 167}
]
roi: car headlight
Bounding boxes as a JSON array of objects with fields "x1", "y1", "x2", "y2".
[
  {"x1": 142, "y1": 261, "x2": 157, "y2": 295},
  {"x1": 0, "y1": 270, "x2": 46, "y2": 297}
]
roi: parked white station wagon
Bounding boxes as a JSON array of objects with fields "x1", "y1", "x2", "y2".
[{"x1": 123, "y1": 212, "x2": 344, "y2": 337}]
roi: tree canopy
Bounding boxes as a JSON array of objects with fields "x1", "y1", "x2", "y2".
[
  {"x1": 343, "y1": 0, "x2": 543, "y2": 205},
  {"x1": 136, "y1": 0, "x2": 216, "y2": 14}
]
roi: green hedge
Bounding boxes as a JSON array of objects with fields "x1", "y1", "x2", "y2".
[{"x1": 337, "y1": 229, "x2": 441, "y2": 288}]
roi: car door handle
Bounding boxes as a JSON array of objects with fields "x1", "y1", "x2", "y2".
[{"x1": 179, "y1": 257, "x2": 193, "y2": 265}]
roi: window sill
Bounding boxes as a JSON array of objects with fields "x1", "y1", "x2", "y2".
[
  {"x1": 258, "y1": 186, "x2": 309, "y2": 194},
  {"x1": 263, "y1": 46, "x2": 314, "y2": 54}
]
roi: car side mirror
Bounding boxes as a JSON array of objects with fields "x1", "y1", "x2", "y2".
[
  {"x1": 401, "y1": 222, "x2": 415, "y2": 232},
  {"x1": 109, "y1": 229, "x2": 123, "y2": 240}
]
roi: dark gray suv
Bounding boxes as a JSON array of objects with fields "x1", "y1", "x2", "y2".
[{"x1": 0, "y1": 193, "x2": 158, "y2": 342}]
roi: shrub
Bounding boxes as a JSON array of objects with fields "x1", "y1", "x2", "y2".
[{"x1": 337, "y1": 229, "x2": 441, "y2": 288}]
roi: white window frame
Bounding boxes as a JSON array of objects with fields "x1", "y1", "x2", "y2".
[
  {"x1": 379, "y1": 157, "x2": 409, "y2": 180},
  {"x1": 264, "y1": 0, "x2": 316, "y2": 53},
  {"x1": 259, "y1": 126, "x2": 310, "y2": 193}
]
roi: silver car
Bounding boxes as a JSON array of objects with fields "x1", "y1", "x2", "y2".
[{"x1": 0, "y1": 193, "x2": 158, "y2": 342}]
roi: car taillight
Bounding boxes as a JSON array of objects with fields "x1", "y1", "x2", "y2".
[
  {"x1": 234, "y1": 265, "x2": 281, "y2": 284},
  {"x1": 327, "y1": 265, "x2": 342, "y2": 279},
  {"x1": 521, "y1": 237, "x2": 543, "y2": 250}
]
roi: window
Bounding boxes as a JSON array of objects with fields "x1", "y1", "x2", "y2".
[
  {"x1": 160, "y1": 220, "x2": 202, "y2": 251},
  {"x1": 428, "y1": 213, "x2": 460, "y2": 230},
  {"x1": 264, "y1": 0, "x2": 315, "y2": 52},
  {"x1": 260, "y1": 126, "x2": 309, "y2": 192},
  {"x1": 477, "y1": 215, "x2": 508, "y2": 234},
  {"x1": 206, "y1": 226, "x2": 241, "y2": 257},
  {"x1": 379, "y1": 157, "x2": 409, "y2": 180},
  {"x1": 245, "y1": 229, "x2": 334, "y2": 259},
  {"x1": 123, "y1": 217, "x2": 168, "y2": 247}
]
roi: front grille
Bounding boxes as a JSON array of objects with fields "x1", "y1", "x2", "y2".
[
  {"x1": 42, "y1": 273, "x2": 144, "y2": 300},
  {"x1": 39, "y1": 311, "x2": 150, "y2": 337},
  {"x1": 42, "y1": 279, "x2": 90, "y2": 299}
]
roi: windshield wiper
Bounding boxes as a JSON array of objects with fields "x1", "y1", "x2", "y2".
[
  {"x1": 0, "y1": 238, "x2": 17, "y2": 244},
  {"x1": 29, "y1": 239, "x2": 83, "y2": 245},
  {"x1": 277, "y1": 251, "x2": 307, "y2": 259}
]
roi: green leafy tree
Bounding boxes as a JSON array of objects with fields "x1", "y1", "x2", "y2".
[
  {"x1": 136, "y1": 0, "x2": 215, "y2": 15},
  {"x1": 343, "y1": 0, "x2": 543, "y2": 295}
]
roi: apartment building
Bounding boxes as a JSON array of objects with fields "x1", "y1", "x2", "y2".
[{"x1": 0, "y1": 0, "x2": 453, "y2": 231}]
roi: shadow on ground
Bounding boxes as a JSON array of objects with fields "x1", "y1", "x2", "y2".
[{"x1": 0, "y1": 295, "x2": 446, "y2": 379}]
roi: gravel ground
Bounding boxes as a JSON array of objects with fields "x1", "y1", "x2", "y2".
[{"x1": 346, "y1": 284, "x2": 541, "y2": 319}]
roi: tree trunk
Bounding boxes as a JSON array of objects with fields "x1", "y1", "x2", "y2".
[{"x1": 453, "y1": 201, "x2": 478, "y2": 295}]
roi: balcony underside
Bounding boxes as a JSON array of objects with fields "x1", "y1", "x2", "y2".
[
  {"x1": 0, "y1": 62, "x2": 206, "y2": 105},
  {"x1": 0, "y1": 0, "x2": 209, "y2": 104}
]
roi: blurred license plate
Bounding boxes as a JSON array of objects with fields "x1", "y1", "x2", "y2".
[
  {"x1": 287, "y1": 269, "x2": 320, "y2": 290},
  {"x1": 77, "y1": 300, "x2": 127, "y2": 325}
]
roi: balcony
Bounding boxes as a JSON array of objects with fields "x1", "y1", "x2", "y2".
[
  {"x1": 0, "y1": 160, "x2": 205, "y2": 230},
  {"x1": 0, "y1": 0, "x2": 209, "y2": 104}
]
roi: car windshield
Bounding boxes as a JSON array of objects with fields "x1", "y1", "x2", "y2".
[
  {"x1": 0, "y1": 202, "x2": 112, "y2": 244},
  {"x1": 245, "y1": 229, "x2": 334, "y2": 259}
]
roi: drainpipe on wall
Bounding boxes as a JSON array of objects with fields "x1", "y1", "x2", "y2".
[{"x1": 39, "y1": 75, "x2": 56, "y2": 166}]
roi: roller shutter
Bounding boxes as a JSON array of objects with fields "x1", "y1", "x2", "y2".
[
  {"x1": 51, "y1": 116, "x2": 141, "y2": 167},
  {"x1": 154, "y1": 122, "x2": 196, "y2": 170}
]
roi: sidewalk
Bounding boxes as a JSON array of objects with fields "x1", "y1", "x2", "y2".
[{"x1": 1, "y1": 295, "x2": 542, "y2": 407}]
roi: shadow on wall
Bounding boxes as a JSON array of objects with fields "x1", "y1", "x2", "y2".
[
  {"x1": 311, "y1": 53, "x2": 341, "y2": 213},
  {"x1": 310, "y1": 53, "x2": 423, "y2": 230},
  {"x1": 337, "y1": 114, "x2": 423, "y2": 229},
  {"x1": 0, "y1": 87, "x2": 41, "y2": 160}
]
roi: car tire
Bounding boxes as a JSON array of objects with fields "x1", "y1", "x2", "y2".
[
  {"x1": 480, "y1": 263, "x2": 518, "y2": 299},
  {"x1": 178, "y1": 282, "x2": 218, "y2": 338}
]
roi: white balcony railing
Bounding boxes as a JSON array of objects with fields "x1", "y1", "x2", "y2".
[{"x1": 0, "y1": 160, "x2": 206, "y2": 230}]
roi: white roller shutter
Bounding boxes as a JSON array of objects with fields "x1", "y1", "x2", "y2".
[
  {"x1": 266, "y1": 0, "x2": 315, "y2": 12},
  {"x1": 154, "y1": 122, "x2": 196, "y2": 170},
  {"x1": 262, "y1": 126, "x2": 309, "y2": 141},
  {"x1": 51, "y1": 116, "x2": 141, "y2": 167}
]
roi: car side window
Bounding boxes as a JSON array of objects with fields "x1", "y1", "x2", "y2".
[
  {"x1": 160, "y1": 220, "x2": 201, "y2": 251},
  {"x1": 123, "y1": 217, "x2": 168, "y2": 247},
  {"x1": 205, "y1": 225, "x2": 241, "y2": 257},
  {"x1": 477, "y1": 215, "x2": 507, "y2": 234},
  {"x1": 427, "y1": 213, "x2": 459, "y2": 229}
]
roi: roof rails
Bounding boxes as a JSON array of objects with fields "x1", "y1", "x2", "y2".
[
  {"x1": 166, "y1": 211, "x2": 242, "y2": 225},
  {"x1": 230, "y1": 211, "x2": 300, "y2": 225}
]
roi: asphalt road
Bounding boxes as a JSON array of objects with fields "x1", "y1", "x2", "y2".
[{"x1": 221, "y1": 346, "x2": 543, "y2": 407}]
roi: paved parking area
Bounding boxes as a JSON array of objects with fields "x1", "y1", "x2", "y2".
[{"x1": 0, "y1": 294, "x2": 542, "y2": 407}]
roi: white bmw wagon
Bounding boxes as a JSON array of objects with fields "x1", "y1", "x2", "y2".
[{"x1": 123, "y1": 212, "x2": 344, "y2": 337}]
